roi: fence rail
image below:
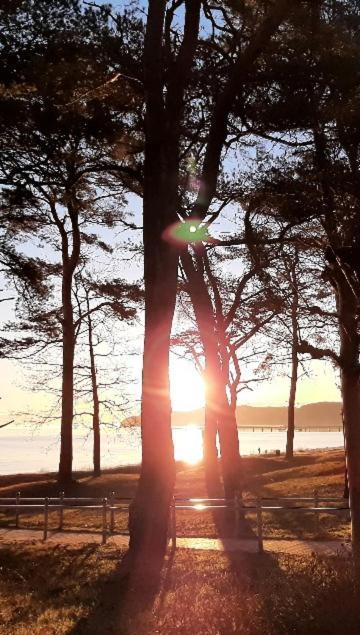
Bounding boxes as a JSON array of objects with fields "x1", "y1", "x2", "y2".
[{"x1": 0, "y1": 491, "x2": 350, "y2": 551}]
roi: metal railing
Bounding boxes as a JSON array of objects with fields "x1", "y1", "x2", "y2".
[
  {"x1": 0, "y1": 492, "x2": 131, "y2": 545},
  {"x1": 0, "y1": 490, "x2": 350, "y2": 551}
]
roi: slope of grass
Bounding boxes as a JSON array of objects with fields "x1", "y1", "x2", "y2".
[
  {"x1": 0, "y1": 450, "x2": 355, "y2": 634},
  {"x1": 0, "y1": 450, "x2": 349, "y2": 540}
]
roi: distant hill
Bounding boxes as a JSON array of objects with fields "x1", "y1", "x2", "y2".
[
  {"x1": 121, "y1": 402, "x2": 342, "y2": 429},
  {"x1": 236, "y1": 402, "x2": 342, "y2": 428}
]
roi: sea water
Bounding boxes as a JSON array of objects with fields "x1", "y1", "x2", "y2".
[{"x1": 0, "y1": 427, "x2": 344, "y2": 475}]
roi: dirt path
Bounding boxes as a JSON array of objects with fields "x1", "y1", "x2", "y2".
[{"x1": 0, "y1": 527, "x2": 351, "y2": 557}]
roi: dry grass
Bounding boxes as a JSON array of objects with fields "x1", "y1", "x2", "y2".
[
  {"x1": 0, "y1": 450, "x2": 349, "y2": 540},
  {"x1": 0, "y1": 541, "x2": 359, "y2": 635},
  {"x1": 0, "y1": 450, "x2": 356, "y2": 634},
  {"x1": 0, "y1": 541, "x2": 124, "y2": 634}
]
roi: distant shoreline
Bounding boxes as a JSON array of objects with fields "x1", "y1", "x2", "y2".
[
  {"x1": 0, "y1": 446, "x2": 343, "y2": 482},
  {"x1": 122, "y1": 423, "x2": 343, "y2": 432},
  {"x1": 122, "y1": 401, "x2": 343, "y2": 429}
]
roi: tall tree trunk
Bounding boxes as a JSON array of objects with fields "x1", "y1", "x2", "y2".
[
  {"x1": 216, "y1": 383, "x2": 241, "y2": 499},
  {"x1": 128, "y1": 0, "x2": 178, "y2": 570},
  {"x1": 86, "y1": 294, "x2": 101, "y2": 477},
  {"x1": 286, "y1": 284, "x2": 299, "y2": 459},
  {"x1": 58, "y1": 268, "x2": 75, "y2": 484},
  {"x1": 286, "y1": 354, "x2": 298, "y2": 459},
  {"x1": 337, "y1": 270, "x2": 360, "y2": 561},
  {"x1": 342, "y1": 369, "x2": 360, "y2": 559},
  {"x1": 203, "y1": 407, "x2": 220, "y2": 494},
  {"x1": 128, "y1": 0, "x2": 178, "y2": 566},
  {"x1": 181, "y1": 252, "x2": 224, "y2": 492},
  {"x1": 203, "y1": 360, "x2": 221, "y2": 495},
  {"x1": 342, "y1": 418, "x2": 349, "y2": 499},
  {"x1": 56, "y1": 198, "x2": 80, "y2": 485},
  {"x1": 128, "y1": 249, "x2": 178, "y2": 573},
  {"x1": 205, "y1": 362, "x2": 241, "y2": 499},
  {"x1": 181, "y1": 250, "x2": 241, "y2": 496},
  {"x1": 127, "y1": 0, "x2": 200, "y2": 580}
]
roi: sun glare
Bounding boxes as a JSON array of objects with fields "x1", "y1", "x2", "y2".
[
  {"x1": 174, "y1": 426, "x2": 203, "y2": 464},
  {"x1": 170, "y1": 359, "x2": 205, "y2": 411},
  {"x1": 170, "y1": 360, "x2": 204, "y2": 464}
]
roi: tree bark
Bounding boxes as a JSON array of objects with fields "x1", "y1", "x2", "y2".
[
  {"x1": 128, "y1": 0, "x2": 201, "y2": 579},
  {"x1": 86, "y1": 293, "x2": 101, "y2": 477},
  {"x1": 286, "y1": 352, "x2": 298, "y2": 459},
  {"x1": 129, "y1": 255, "x2": 178, "y2": 574},
  {"x1": 58, "y1": 267, "x2": 75, "y2": 484},
  {"x1": 216, "y1": 384, "x2": 241, "y2": 499},
  {"x1": 181, "y1": 251, "x2": 241, "y2": 497},
  {"x1": 127, "y1": 0, "x2": 176, "y2": 573},
  {"x1": 127, "y1": 0, "x2": 173, "y2": 572},
  {"x1": 203, "y1": 356, "x2": 222, "y2": 496},
  {"x1": 203, "y1": 397, "x2": 221, "y2": 495},
  {"x1": 336, "y1": 268, "x2": 360, "y2": 561},
  {"x1": 286, "y1": 268, "x2": 299, "y2": 459},
  {"x1": 181, "y1": 252, "x2": 223, "y2": 489},
  {"x1": 56, "y1": 199, "x2": 80, "y2": 485}
]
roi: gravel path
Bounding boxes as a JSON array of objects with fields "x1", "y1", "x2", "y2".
[{"x1": 0, "y1": 527, "x2": 351, "y2": 557}]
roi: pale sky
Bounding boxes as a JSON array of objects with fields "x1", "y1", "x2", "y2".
[
  {"x1": 0, "y1": 188, "x2": 342, "y2": 432},
  {"x1": 0, "y1": 352, "x2": 341, "y2": 434}
]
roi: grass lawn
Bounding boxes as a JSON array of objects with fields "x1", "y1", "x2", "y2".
[
  {"x1": 0, "y1": 450, "x2": 356, "y2": 634},
  {"x1": 0, "y1": 449, "x2": 350, "y2": 540},
  {"x1": 0, "y1": 541, "x2": 359, "y2": 634}
]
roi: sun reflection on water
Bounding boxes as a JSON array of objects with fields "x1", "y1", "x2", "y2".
[{"x1": 173, "y1": 426, "x2": 203, "y2": 464}]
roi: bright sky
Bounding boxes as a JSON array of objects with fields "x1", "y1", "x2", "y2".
[
  {"x1": 0, "y1": 188, "x2": 342, "y2": 430},
  {"x1": 0, "y1": 354, "x2": 341, "y2": 433},
  {"x1": 169, "y1": 356, "x2": 340, "y2": 412},
  {"x1": 0, "y1": 4, "x2": 342, "y2": 431}
]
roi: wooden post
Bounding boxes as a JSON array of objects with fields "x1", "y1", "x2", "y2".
[
  {"x1": 171, "y1": 496, "x2": 176, "y2": 550},
  {"x1": 256, "y1": 497, "x2": 263, "y2": 553},
  {"x1": 110, "y1": 491, "x2": 115, "y2": 533},
  {"x1": 59, "y1": 491, "x2": 64, "y2": 530},
  {"x1": 102, "y1": 498, "x2": 107, "y2": 545},
  {"x1": 15, "y1": 491, "x2": 20, "y2": 529},
  {"x1": 314, "y1": 488, "x2": 319, "y2": 535},
  {"x1": 43, "y1": 497, "x2": 49, "y2": 541}
]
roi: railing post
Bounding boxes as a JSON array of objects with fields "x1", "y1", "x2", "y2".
[
  {"x1": 256, "y1": 497, "x2": 263, "y2": 553},
  {"x1": 314, "y1": 489, "x2": 319, "y2": 535},
  {"x1": 102, "y1": 497, "x2": 107, "y2": 545},
  {"x1": 43, "y1": 497, "x2": 49, "y2": 541},
  {"x1": 234, "y1": 491, "x2": 240, "y2": 538},
  {"x1": 15, "y1": 491, "x2": 20, "y2": 529},
  {"x1": 59, "y1": 491, "x2": 64, "y2": 530},
  {"x1": 110, "y1": 491, "x2": 115, "y2": 533},
  {"x1": 171, "y1": 496, "x2": 176, "y2": 550}
]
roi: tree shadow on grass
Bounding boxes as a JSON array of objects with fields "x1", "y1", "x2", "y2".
[
  {"x1": 70, "y1": 563, "x2": 131, "y2": 635},
  {"x1": 69, "y1": 550, "x2": 172, "y2": 635},
  {"x1": 205, "y1": 459, "x2": 258, "y2": 542},
  {"x1": 202, "y1": 458, "x2": 293, "y2": 617},
  {"x1": 157, "y1": 546, "x2": 176, "y2": 610}
]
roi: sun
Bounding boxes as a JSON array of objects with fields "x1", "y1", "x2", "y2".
[{"x1": 170, "y1": 357, "x2": 205, "y2": 411}]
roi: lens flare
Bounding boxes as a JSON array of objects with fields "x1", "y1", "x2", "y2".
[{"x1": 162, "y1": 219, "x2": 211, "y2": 246}]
